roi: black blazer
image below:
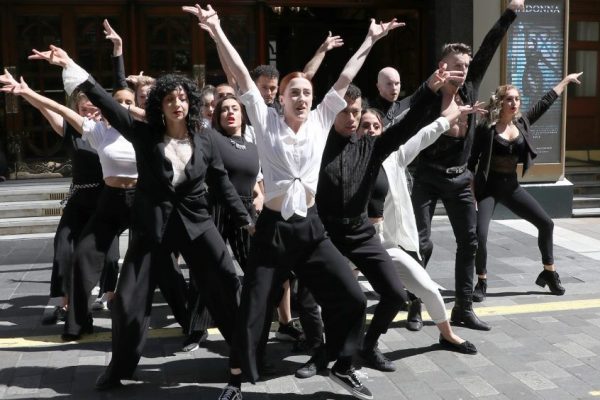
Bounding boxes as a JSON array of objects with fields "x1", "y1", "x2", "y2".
[
  {"x1": 78, "y1": 76, "x2": 251, "y2": 244},
  {"x1": 468, "y1": 89, "x2": 559, "y2": 201}
]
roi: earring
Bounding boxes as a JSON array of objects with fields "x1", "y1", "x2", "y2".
[{"x1": 162, "y1": 114, "x2": 165, "y2": 125}]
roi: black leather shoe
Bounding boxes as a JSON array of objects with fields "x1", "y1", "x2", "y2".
[
  {"x1": 406, "y1": 299, "x2": 423, "y2": 331},
  {"x1": 62, "y1": 314, "x2": 94, "y2": 341},
  {"x1": 535, "y1": 269, "x2": 565, "y2": 295},
  {"x1": 451, "y1": 298, "x2": 491, "y2": 331},
  {"x1": 473, "y1": 278, "x2": 487, "y2": 302},
  {"x1": 95, "y1": 371, "x2": 123, "y2": 391},
  {"x1": 439, "y1": 335, "x2": 478, "y2": 354},
  {"x1": 295, "y1": 347, "x2": 328, "y2": 379},
  {"x1": 359, "y1": 346, "x2": 396, "y2": 372}
]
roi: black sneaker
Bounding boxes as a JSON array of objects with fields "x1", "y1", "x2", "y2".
[
  {"x1": 276, "y1": 320, "x2": 305, "y2": 342},
  {"x1": 182, "y1": 330, "x2": 208, "y2": 352},
  {"x1": 295, "y1": 347, "x2": 328, "y2": 379},
  {"x1": 217, "y1": 385, "x2": 242, "y2": 400},
  {"x1": 329, "y1": 367, "x2": 373, "y2": 400},
  {"x1": 359, "y1": 346, "x2": 396, "y2": 372}
]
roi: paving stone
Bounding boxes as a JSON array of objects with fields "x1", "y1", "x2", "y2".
[{"x1": 511, "y1": 371, "x2": 558, "y2": 391}]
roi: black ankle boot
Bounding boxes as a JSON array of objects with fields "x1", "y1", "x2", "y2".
[
  {"x1": 535, "y1": 269, "x2": 565, "y2": 295},
  {"x1": 473, "y1": 278, "x2": 487, "y2": 303},
  {"x1": 406, "y1": 299, "x2": 423, "y2": 331},
  {"x1": 451, "y1": 297, "x2": 491, "y2": 331}
]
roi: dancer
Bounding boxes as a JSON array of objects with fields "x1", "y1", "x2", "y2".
[
  {"x1": 29, "y1": 44, "x2": 253, "y2": 389},
  {"x1": 303, "y1": 77, "x2": 440, "y2": 375},
  {"x1": 372, "y1": 67, "x2": 411, "y2": 129},
  {"x1": 362, "y1": 99, "x2": 482, "y2": 354},
  {"x1": 184, "y1": 4, "x2": 402, "y2": 399},
  {"x1": 469, "y1": 72, "x2": 583, "y2": 301},
  {"x1": 0, "y1": 70, "x2": 119, "y2": 326},
  {"x1": 407, "y1": 0, "x2": 525, "y2": 332}
]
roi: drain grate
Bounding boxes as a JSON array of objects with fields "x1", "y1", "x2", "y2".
[
  {"x1": 43, "y1": 208, "x2": 63, "y2": 216},
  {"x1": 48, "y1": 193, "x2": 67, "y2": 200}
]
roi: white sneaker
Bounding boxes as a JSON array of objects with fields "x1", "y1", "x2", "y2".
[{"x1": 91, "y1": 297, "x2": 107, "y2": 311}]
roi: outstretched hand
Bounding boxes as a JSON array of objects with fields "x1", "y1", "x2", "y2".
[
  {"x1": 564, "y1": 72, "x2": 583, "y2": 85},
  {"x1": 367, "y1": 18, "x2": 405, "y2": 42},
  {"x1": 28, "y1": 45, "x2": 72, "y2": 68},
  {"x1": 0, "y1": 69, "x2": 29, "y2": 96},
  {"x1": 508, "y1": 0, "x2": 525, "y2": 12},
  {"x1": 182, "y1": 4, "x2": 220, "y2": 33},
  {"x1": 428, "y1": 63, "x2": 466, "y2": 92},
  {"x1": 103, "y1": 19, "x2": 122, "y2": 48},
  {"x1": 320, "y1": 31, "x2": 344, "y2": 52}
]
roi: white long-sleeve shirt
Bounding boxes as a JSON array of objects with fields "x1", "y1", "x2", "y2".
[
  {"x1": 381, "y1": 116, "x2": 450, "y2": 255},
  {"x1": 239, "y1": 84, "x2": 346, "y2": 220}
]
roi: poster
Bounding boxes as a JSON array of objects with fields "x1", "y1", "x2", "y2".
[{"x1": 506, "y1": 0, "x2": 565, "y2": 163}]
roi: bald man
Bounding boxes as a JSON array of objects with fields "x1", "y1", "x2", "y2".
[{"x1": 373, "y1": 67, "x2": 411, "y2": 130}]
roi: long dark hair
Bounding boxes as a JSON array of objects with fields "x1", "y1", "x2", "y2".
[
  {"x1": 211, "y1": 94, "x2": 248, "y2": 137},
  {"x1": 145, "y1": 74, "x2": 202, "y2": 136}
]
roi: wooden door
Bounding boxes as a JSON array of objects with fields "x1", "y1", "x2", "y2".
[{"x1": 567, "y1": 0, "x2": 600, "y2": 150}]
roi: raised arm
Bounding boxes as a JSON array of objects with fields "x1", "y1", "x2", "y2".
[
  {"x1": 28, "y1": 45, "x2": 139, "y2": 141},
  {"x1": 467, "y1": 0, "x2": 523, "y2": 90},
  {"x1": 103, "y1": 19, "x2": 128, "y2": 90},
  {"x1": 302, "y1": 31, "x2": 344, "y2": 80},
  {"x1": 332, "y1": 18, "x2": 404, "y2": 98},
  {"x1": 183, "y1": 5, "x2": 253, "y2": 93},
  {"x1": 526, "y1": 72, "x2": 582, "y2": 125},
  {"x1": 1, "y1": 70, "x2": 84, "y2": 135}
]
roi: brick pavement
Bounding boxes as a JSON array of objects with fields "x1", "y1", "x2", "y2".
[{"x1": 1, "y1": 217, "x2": 600, "y2": 399}]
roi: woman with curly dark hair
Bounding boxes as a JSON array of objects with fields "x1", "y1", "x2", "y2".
[{"x1": 30, "y1": 44, "x2": 253, "y2": 390}]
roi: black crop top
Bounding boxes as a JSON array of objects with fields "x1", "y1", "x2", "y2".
[
  {"x1": 490, "y1": 132, "x2": 525, "y2": 174},
  {"x1": 368, "y1": 167, "x2": 389, "y2": 218}
]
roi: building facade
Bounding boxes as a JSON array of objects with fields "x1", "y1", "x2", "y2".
[{"x1": 0, "y1": 0, "x2": 598, "y2": 179}]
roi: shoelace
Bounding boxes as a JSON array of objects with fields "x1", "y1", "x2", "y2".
[{"x1": 219, "y1": 386, "x2": 240, "y2": 400}]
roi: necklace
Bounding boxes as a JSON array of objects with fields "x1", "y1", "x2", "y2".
[{"x1": 229, "y1": 136, "x2": 246, "y2": 150}]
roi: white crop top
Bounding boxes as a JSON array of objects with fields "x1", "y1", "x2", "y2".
[{"x1": 81, "y1": 118, "x2": 138, "y2": 179}]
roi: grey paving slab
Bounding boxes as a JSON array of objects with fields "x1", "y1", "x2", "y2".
[{"x1": 2, "y1": 217, "x2": 600, "y2": 399}]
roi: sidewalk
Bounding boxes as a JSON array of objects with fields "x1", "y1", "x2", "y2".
[{"x1": 1, "y1": 217, "x2": 600, "y2": 399}]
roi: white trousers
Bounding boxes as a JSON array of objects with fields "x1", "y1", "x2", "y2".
[{"x1": 374, "y1": 221, "x2": 448, "y2": 324}]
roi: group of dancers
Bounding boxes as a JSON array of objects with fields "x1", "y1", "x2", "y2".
[{"x1": 0, "y1": 0, "x2": 584, "y2": 399}]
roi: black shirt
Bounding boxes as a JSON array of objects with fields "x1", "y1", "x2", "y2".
[
  {"x1": 317, "y1": 87, "x2": 436, "y2": 219},
  {"x1": 372, "y1": 95, "x2": 411, "y2": 130},
  {"x1": 411, "y1": 9, "x2": 517, "y2": 175},
  {"x1": 63, "y1": 123, "x2": 104, "y2": 185},
  {"x1": 208, "y1": 131, "x2": 259, "y2": 198},
  {"x1": 368, "y1": 167, "x2": 389, "y2": 218}
]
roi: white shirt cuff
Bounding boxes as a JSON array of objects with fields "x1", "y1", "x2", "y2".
[{"x1": 62, "y1": 63, "x2": 89, "y2": 95}]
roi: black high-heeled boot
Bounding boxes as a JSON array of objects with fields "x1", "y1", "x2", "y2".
[
  {"x1": 473, "y1": 278, "x2": 487, "y2": 302},
  {"x1": 535, "y1": 269, "x2": 565, "y2": 295},
  {"x1": 451, "y1": 296, "x2": 491, "y2": 331}
]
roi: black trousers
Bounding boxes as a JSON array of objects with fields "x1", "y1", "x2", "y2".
[
  {"x1": 187, "y1": 197, "x2": 255, "y2": 334},
  {"x1": 50, "y1": 185, "x2": 120, "y2": 298},
  {"x1": 65, "y1": 187, "x2": 134, "y2": 335},
  {"x1": 231, "y1": 206, "x2": 366, "y2": 383},
  {"x1": 326, "y1": 218, "x2": 408, "y2": 344},
  {"x1": 476, "y1": 171, "x2": 554, "y2": 275},
  {"x1": 106, "y1": 213, "x2": 241, "y2": 380},
  {"x1": 411, "y1": 169, "x2": 478, "y2": 299}
]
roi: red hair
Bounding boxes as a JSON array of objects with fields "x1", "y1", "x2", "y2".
[{"x1": 279, "y1": 71, "x2": 312, "y2": 96}]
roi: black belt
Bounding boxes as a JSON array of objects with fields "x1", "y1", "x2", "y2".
[
  {"x1": 423, "y1": 163, "x2": 468, "y2": 175},
  {"x1": 322, "y1": 212, "x2": 367, "y2": 226}
]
